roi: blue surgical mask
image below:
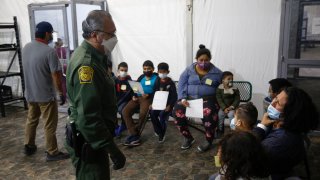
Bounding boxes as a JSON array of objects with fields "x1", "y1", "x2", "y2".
[
  {"x1": 267, "y1": 104, "x2": 281, "y2": 120},
  {"x1": 230, "y1": 118, "x2": 236, "y2": 130}
]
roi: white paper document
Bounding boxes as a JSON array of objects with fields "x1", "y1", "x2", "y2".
[
  {"x1": 128, "y1": 81, "x2": 144, "y2": 95},
  {"x1": 152, "y1": 91, "x2": 169, "y2": 110},
  {"x1": 186, "y1": 98, "x2": 203, "y2": 118}
]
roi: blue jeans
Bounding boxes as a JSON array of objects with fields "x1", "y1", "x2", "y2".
[
  {"x1": 117, "y1": 101, "x2": 128, "y2": 126},
  {"x1": 218, "y1": 109, "x2": 235, "y2": 131}
]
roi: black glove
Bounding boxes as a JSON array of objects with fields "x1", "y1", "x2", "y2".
[
  {"x1": 110, "y1": 151, "x2": 126, "y2": 170},
  {"x1": 60, "y1": 94, "x2": 66, "y2": 105},
  {"x1": 108, "y1": 142, "x2": 126, "y2": 170}
]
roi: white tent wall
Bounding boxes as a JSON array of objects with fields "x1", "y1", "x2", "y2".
[
  {"x1": 193, "y1": 0, "x2": 282, "y2": 118},
  {"x1": 108, "y1": 0, "x2": 188, "y2": 81}
]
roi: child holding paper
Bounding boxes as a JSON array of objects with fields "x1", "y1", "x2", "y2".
[
  {"x1": 114, "y1": 62, "x2": 133, "y2": 137},
  {"x1": 150, "y1": 63, "x2": 177, "y2": 143},
  {"x1": 122, "y1": 60, "x2": 159, "y2": 146}
]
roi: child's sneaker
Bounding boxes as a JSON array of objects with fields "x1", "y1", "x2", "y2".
[
  {"x1": 197, "y1": 141, "x2": 212, "y2": 152},
  {"x1": 123, "y1": 135, "x2": 141, "y2": 146},
  {"x1": 181, "y1": 137, "x2": 195, "y2": 150},
  {"x1": 158, "y1": 135, "x2": 166, "y2": 143}
]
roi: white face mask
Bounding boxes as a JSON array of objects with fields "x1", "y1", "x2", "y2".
[
  {"x1": 230, "y1": 118, "x2": 236, "y2": 130},
  {"x1": 158, "y1": 73, "x2": 167, "y2": 79},
  {"x1": 119, "y1": 71, "x2": 127, "y2": 78},
  {"x1": 102, "y1": 36, "x2": 118, "y2": 54},
  {"x1": 223, "y1": 80, "x2": 233, "y2": 87}
]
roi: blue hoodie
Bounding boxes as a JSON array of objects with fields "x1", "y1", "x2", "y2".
[{"x1": 178, "y1": 62, "x2": 222, "y2": 99}]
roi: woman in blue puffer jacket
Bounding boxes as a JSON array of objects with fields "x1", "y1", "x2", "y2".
[{"x1": 173, "y1": 44, "x2": 223, "y2": 152}]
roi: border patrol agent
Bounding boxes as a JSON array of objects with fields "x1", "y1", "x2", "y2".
[{"x1": 66, "y1": 10, "x2": 125, "y2": 179}]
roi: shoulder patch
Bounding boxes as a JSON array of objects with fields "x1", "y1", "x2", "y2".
[{"x1": 78, "y1": 66, "x2": 94, "y2": 84}]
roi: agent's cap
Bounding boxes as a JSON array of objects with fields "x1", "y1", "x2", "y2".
[{"x1": 36, "y1": 21, "x2": 53, "y2": 33}]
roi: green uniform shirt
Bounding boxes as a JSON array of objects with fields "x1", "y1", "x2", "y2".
[{"x1": 66, "y1": 40, "x2": 117, "y2": 150}]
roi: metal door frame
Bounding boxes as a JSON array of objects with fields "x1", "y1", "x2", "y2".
[
  {"x1": 70, "y1": 0, "x2": 105, "y2": 48},
  {"x1": 28, "y1": 0, "x2": 106, "y2": 50},
  {"x1": 279, "y1": 0, "x2": 320, "y2": 78},
  {"x1": 28, "y1": 3, "x2": 70, "y2": 46}
]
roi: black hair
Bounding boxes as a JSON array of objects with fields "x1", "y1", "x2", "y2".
[
  {"x1": 282, "y1": 87, "x2": 319, "y2": 133},
  {"x1": 143, "y1": 60, "x2": 154, "y2": 69},
  {"x1": 35, "y1": 32, "x2": 46, "y2": 39},
  {"x1": 157, "y1": 62, "x2": 169, "y2": 71},
  {"x1": 222, "y1": 71, "x2": 233, "y2": 81},
  {"x1": 268, "y1": 78, "x2": 292, "y2": 94},
  {"x1": 219, "y1": 131, "x2": 270, "y2": 180},
  {"x1": 236, "y1": 102, "x2": 258, "y2": 129},
  {"x1": 82, "y1": 10, "x2": 111, "y2": 39},
  {"x1": 195, "y1": 44, "x2": 212, "y2": 59},
  {"x1": 118, "y1": 62, "x2": 128, "y2": 69}
]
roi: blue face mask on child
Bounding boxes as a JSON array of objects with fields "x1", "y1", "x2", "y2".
[
  {"x1": 267, "y1": 104, "x2": 281, "y2": 120},
  {"x1": 230, "y1": 118, "x2": 236, "y2": 130}
]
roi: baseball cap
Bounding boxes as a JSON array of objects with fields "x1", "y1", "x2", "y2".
[{"x1": 36, "y1": 21, "x2": 54, "y2": 33}]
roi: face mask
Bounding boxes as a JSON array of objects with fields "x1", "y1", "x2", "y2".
[
  {"x1": 223, "y1": 80, "x2": 233, "y2": 87},
  {"x1": 230, "y1": 118, "x2": 236, "y2": 130},
  {"x1": 143, "y1": 71, "x2": 152, "y2": 77},
  {"x1": 52, "y1": 32, "x2": 58, "y2": 42},
  {"x1": 214, "y1": 155, "x2": 221, "y2": 167},
  {"x1": 48, "y1": 34, "x2": 53, "y2": 44},
  {"x1": 197, "y1": 62, "x2": 210, "y2": 70},
  {"x1": 267, "y1": 104, "x2": 281, "y2": 120},
  {"x1": 119, "y1": 71, "x2": 127, "y2": 78},
  {"x1": 158, "y1": 73, "x2": 167, "y2": 79},
  {"x1": 102, "y1": 36, "x2": 118, "y2": 53}
]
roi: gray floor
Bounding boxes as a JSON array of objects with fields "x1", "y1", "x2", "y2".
[
  {"x1": 0, "y1": 106, "x2": 219, "y2": 180},
  {"x1": 0, "y1": 105, "x2": 320, "y2": 179},
  {"x1": 0, "y1": 77, "x2": 319, "y2": 179}
]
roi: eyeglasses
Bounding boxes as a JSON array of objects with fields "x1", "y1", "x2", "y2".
[{"x1": 95, "y1": 30, "x2": 116, "y2": 38}]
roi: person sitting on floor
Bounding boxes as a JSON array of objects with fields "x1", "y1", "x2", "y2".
[
  {"x1": 122, "y1": 60, "x2": 159, "y2": 146},
  {"x1": 209, "y1": 131, "x2": 271, "y2": 180},
  {"x1": 150, "y1": 62, "x2": 177, "y2": 143},
  {"x1": 216, "y1": 71, "x2": 240, "y2": 137},
  {"x1": 229, "y1": 102, "x2": 258, "y2": 132},
  {"x1": 114, "y1": 62, "x2": 133, "y2": 137}
]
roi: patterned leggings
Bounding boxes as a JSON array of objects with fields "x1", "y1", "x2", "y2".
[{"x1": 173, "y1": 99, "x2": 219, "y2": 143}]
